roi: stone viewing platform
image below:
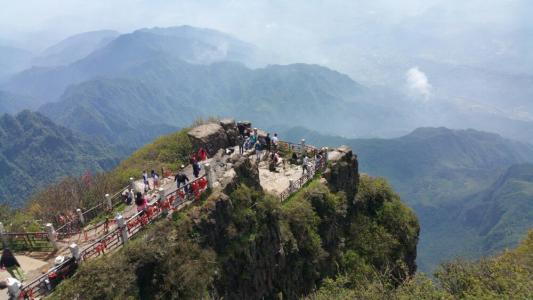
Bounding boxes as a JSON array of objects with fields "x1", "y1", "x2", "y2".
[{"x1": 2, "y1": 118, "x2": 358, "y2": 300}]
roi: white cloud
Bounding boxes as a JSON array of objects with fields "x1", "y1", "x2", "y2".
[{"x1": 406, "y1": 67, "x2": 432, "y2": 100}]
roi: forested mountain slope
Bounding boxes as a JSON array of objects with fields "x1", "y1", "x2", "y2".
[
  {"x1": 0, "y1": 111, "x2": 118, "y2": 207},
  {"x1": 40, "y1": 60, "x2": 404, "y2": 149},
  {"x1": 280, "y1": 126, "x2": 533, "y2": 271}
]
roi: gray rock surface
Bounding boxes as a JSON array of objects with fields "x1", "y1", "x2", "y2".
[
  {"x1": 188, "y1": 123, "x2": 229, "y2": 156},
  {"x1": 323, "y1": 146, "x2": 359, "y2": 209},
  {"x1": 220, "y1": 118, "x2": 238, "y2": 146}
]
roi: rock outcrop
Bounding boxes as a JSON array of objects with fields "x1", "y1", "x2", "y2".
[
  {"x1": 187, "y1": 119, "x2": 240, "y2": 156},
  {"x1": 323, "y1": 145, "x2": 359, "y2": 207},
  {"x1": 188, "y1": 123, "x2": 229, "y2": 156},
  {"x1": 220, "y1": 118, "x2": 238, "y2": 146}
]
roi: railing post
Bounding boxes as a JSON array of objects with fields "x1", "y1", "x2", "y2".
[
  {"x1": 105, "y1": 193, "x2": 112, "y2": 210},
  {"x1": 289, "y1": 179, "x2": 294, "y2": 193},
  {"x1": 45, "y1": 223, "x2": 59, "y2": 250},
  {"x1": 300, "y1": 139, "x2": 306, "y2": 155},
  {"x1": 69, "y1": 243, "x2": 80, "y2": 261},
  {"x1": 159, "y1": 187, "x2": 168, "y2": 214},
  {"x1": 204, "y1": 163, "x2": 216, "y2": 189},
  {"x1": 129, "y1": 189, "x2": 135, "y2": 204},
  {"x1": 116, "y1": 214, "x2": 128, "y2": 244},
  {"x1": 0, "y1": 222, "x2": 7, "y2": 247},
  {"x1": 76, "y1": 208, "x2": 85, "y2": 225}
]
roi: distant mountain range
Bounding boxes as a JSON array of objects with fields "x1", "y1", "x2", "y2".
[
  {"x1": 2, "y1": 26, "x2": 260, "y2": 104},
  {"x1": 0, "y1": 111, "x2": 118, "y2": 207},
  {"x1": 32, "y1": 30, "x2": 120, "y2": 67},
  {"x1": 1, "y1": 25, "x2": 533, "y2": 145},
  {"x1": 0, "y1": 45, "x2": 32, "y2": 81},
  {"x1": 38, "y1": 60, "x2": 408, "y2": 149},
  {"x1": 280, "y1": 126, "x2": 533, "y2": 271},
  {"x1": 0, "y1": 90, "x2": 34, "y2": 114}
]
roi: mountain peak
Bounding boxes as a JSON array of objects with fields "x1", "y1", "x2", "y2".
[{"x1": 405, "y1": 127, "x2": 503, "y2": 141}]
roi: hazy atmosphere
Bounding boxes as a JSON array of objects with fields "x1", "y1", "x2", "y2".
[
  {"x1": 3, "y1": 0, "x2": 533, "y2": 139},
  {"x1": 1, "y1": 1, "x2": 532, "y2": 299}
]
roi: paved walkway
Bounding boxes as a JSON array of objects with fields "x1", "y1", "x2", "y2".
[
  {"x1": 0, "y1": 255, "x2": 49, "y2": 300},
  {"x1": 258, "y1": 160, "x2": 305, "y2": 195}
]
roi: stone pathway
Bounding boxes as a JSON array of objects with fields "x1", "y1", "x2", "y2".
[
  {"x1": 258, "y1": 160, "x2": 305, "y2": 195},
  {"x1": 0, "y1": 255, "x2": 49, "y2": 300}
]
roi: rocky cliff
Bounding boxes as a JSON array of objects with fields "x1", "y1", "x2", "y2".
[{"x1": 51, "y1": 125, "x2": 419, "y2": 300}]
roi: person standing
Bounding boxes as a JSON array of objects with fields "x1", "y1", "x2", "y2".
[
  {"x1": 174, "y1": 165, "x2": 190, "y2": 189},
  {"x1": 237, "y1": 134, "x2": 244, "y2": 154},
  {"x1": 265, "y1": 133, "x2": 271, "y2": 153},
  {"x1": 193, "y1": 160, "x2": 201, "y2": 178},
  {"x1": 198, "y1": 147, "x2": 208, "y2": 161},
  {"x1": 249, "y1": 130, "x2": 257, "y2": 146},
  {"x1": 272, "y1": 133, "x2": 279, "y2": 151},
  {"x1": 255, "y1": 142, "x2": 262, "y2": 161},
  {"x1": 0, "y1": 248, "x2": 25, "y2": 281},
  {"x1": 142, "y1": 170, "x2": 149, "y2": 191},
  {"x1": 302, "y1": 155, "x2": 310, "y2": 175},
  {"x1": 135, "y1": 192, "x2": 148, "y2": 213},
  {"x1": 151, "y1": 170, "x2": 159, "y2": 189}
]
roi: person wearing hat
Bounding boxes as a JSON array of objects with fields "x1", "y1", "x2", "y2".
[{"x1": 0, "y1": 248, "x2": 25, "y2": 281}]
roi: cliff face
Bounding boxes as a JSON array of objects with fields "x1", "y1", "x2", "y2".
[
  {"x1": 189, "y1": 146, "x2": 418, "y2": 299},
  {"x1": 323, "y1": 145, "x2": 359, "y2": 213}
]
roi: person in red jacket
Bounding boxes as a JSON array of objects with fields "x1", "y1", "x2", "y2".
[{"x1": 198, "y1": 147, "x2": 208, "y2": 161}]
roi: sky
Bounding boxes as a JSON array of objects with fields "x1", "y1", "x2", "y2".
[{"x1": 1, "y1": 0, "x2": 527, "y2": 51}]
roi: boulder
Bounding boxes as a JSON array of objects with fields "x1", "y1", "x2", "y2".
[
  {"x1": 188, "y1": 123, "x2": 229, "y2": 156},
  {"x1": 220, "y1": 118, "x2": 238, "y2": 146},
  {"x1": 323, "y1": 146, "x2": 359, "y2": 209}
]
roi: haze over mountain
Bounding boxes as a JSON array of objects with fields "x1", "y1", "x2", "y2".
[
  {"x1": 0, "y1": 45, "x2": 32, "y2": 81},
  {"x1": 2, "y1": 21, "x2": 533, "y2": 143},
  {"x1": 2, "y1": 26, "x2": 260, "y2": 105},
  {"x1": 38, "y1": 57, "x2": 411, "y2": 149},
  {"x1": 32, "y1": 30, "x2": 120, "y2": 67},
  {"x1": 280, "y1": 126, "x2": 533, "y2": 271},
  {"x1": 0, "y1": 111, "x2": 118, "y2": 207},
  {"x1": 0, "y1": 91, "x2": 34, "y2": 115}
]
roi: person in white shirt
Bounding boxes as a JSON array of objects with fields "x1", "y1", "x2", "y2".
[
  {"x1": 0, "y1": 277, "x2": 22, "y2": 300},
  {"x1": 271, "y1": 133, "x2": 279, "y2": 151},
  {"x1": 302, "y1": 155, "x2": 310, "y2": 174}
]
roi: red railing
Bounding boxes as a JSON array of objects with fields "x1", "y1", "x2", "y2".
[{"x1": 19, "y1": 175, "x2": 209, "y2": 299}]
